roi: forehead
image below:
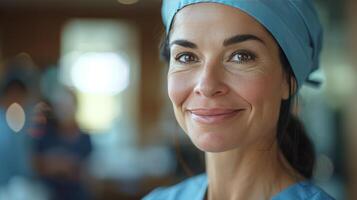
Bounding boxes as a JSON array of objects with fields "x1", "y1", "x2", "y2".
[{"x1": 170, "y1": 3, "x2": 271, "y2": 42}]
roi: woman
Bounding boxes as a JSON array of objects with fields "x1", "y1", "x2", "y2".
[{"x1": 145, "y1": 0, "x2": 334, "y2": 199}]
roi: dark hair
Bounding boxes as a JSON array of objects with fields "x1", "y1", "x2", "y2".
[
  {"x1": 277, "y1": 50, "x2": 315, "y2": 179},
  {"x1": 160, "y1": 34, "x2": 315, "y2": 179}
]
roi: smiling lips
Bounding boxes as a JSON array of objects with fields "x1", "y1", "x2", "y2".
[{"x1": 188, "y1": 108, "x2": 243, "y2": 124}]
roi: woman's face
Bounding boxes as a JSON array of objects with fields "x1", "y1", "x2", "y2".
[{"x1": 168, "y1": 3, "x2": 290, "y2": 152}]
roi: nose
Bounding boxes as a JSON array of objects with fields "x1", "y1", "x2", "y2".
[{"x1": 193, "y1": 62, "x2": 229, "y2": 97}]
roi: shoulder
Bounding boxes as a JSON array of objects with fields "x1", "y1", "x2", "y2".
[
  {"x1": 273, "y1": 181, "x2": 335, "y2": 200},
  {"x1": 143, "y1": 174, "x2": 207, "y2": 200}
]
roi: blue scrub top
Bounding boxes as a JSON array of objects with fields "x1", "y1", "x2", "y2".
[{"x1": 143, "y1": 174, "x2": 335, "y2": 200}]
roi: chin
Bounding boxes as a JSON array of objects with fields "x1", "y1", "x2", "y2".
[{"x1": 191, "y1": 131, "x2": 238, "y2": 153}]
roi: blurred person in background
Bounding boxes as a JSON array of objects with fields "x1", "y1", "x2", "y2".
[
  {"x1": 145, "y1": 0, "x2": 335, "y2": 200},
  {"x1": 31, "y1": 87, "x2": 93, "y2": 200},
  {"x1": 0, "y1": 79, "x2": 33, "y2": 187},
  {"x1": 0, "y1": 54, "x2": 44, "y2": 199}
]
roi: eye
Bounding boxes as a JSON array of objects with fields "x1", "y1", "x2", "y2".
[
  {"x1": 175, "y1": 52, "x2": 199, "y2": 64},
  {"x1": 228, "y1": 51, "x2": 256, "y2": 64}
]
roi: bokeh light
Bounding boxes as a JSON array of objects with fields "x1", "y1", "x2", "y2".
[
  {"x1": 71, "y1": 52, "x2": 130, "y2": 95},
  {"x1": 5, "y1": 103, "x2": 26, "y2": 133},
  {"x1": 117, "y1": 0, "x2": 139, "y2": 5}
]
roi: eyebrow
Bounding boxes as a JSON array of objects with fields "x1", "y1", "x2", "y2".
[
  {"x1": 223, "y1": 34, "x2": 265, "y2": 46},
  {"x1": 170, "y1": 34, "x2": 265, "y2": 49},
  {"x1": 170, "y1": 40, "x2": 198, "y2": 49}
]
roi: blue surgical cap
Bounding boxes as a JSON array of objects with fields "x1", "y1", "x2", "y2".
[{"x1": 161, "y1": 0, "x2": 323, "y2": 88}]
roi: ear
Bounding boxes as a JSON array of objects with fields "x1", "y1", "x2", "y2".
[{"x1": 282, "y1": 76, "x2": 296, "y2": 100}]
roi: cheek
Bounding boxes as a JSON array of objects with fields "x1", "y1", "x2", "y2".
[
  {"x1": 167, "y1": 74, "x2": 193, "y2": 107},
  {"x1": 233, "y1": 69, "x2": 284, "y2": 106},
  {"x1": 235, "y1": 73, "x2": 284, "y2": 133},
  {"x1": 230, "y1": 75, "x2": 271, "y2": 104},
  {"x1": 167, "y1": 74, "x2": 194, "y2": 132}
]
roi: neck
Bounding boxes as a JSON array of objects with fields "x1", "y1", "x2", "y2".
[{"x1": 205, "y1": 139, "x2": 302, "y2": 200}]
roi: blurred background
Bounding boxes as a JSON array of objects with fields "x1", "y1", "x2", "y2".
[{"x1": 0, "y1": 0, "x2": 355, "y2": 199}]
